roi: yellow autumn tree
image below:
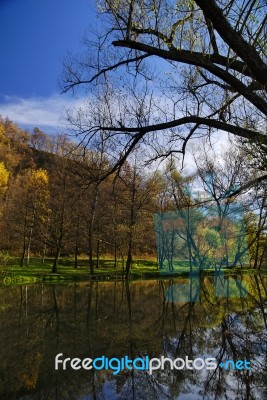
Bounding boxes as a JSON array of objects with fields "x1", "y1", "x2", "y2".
[
  {"x1": 29, "y1": 169, "x2": 49, "y2": 209},
  {"x1": 0, "y1": 162, "x2": 9, "y2": 196},
  {"x1": 20, "y1": 169, "x2": 50, "y2": 267}
]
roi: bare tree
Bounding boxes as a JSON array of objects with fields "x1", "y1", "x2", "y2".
[{"x1": 62, "y1": 0, "x2": 267, "y2": 189}]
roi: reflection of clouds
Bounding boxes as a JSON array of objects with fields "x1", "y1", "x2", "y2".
[
  {"x1": 0, "y1": 279, "x2": 265, "y2": 399},
  {"x1": 0, "y1": 94, "x2": 86, "y2": 130}
]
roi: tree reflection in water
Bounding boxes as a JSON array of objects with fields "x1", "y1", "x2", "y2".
[{"x1": 0, "y1": 274, "x2": 266, "y2": 400}]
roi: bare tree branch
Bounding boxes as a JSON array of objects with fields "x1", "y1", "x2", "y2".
[
  {"x1": 99, "y1": 116, "x2": 266, "y2": 144},
  {"x1": 194, "y1": 0, "x2": 267, "y2": 85},
  {"x1": 61, "y1": 53, "x2": 151, "y2": 93},
  {"x1": 226, "y1": 174, "x2": 267, "y2": 198},
  {"x1": 113, "y1": 40, "x2": 267, "y2": 115}
]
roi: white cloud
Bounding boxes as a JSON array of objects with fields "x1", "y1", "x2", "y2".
[{"x1": 0, "y1": 94, "x2": 86, "y2": 131}]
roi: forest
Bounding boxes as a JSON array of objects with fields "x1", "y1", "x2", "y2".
[
  {"x1": 0, "y1": 0, "x2": 266, "y2": 278},
  {"x1": 0, "y1": 116, "x2": 266, "y2": 276}
]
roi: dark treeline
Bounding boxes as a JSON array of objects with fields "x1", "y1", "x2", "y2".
[{"x1": 0, "y1": 117, "x2": 266, "y2": 273}]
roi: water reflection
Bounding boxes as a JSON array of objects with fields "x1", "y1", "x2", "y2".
[{"x1": 0, "y1": 274, "x2": 266, "y2": 399}]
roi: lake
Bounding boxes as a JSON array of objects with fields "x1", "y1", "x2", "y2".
[{"x1": 0, "y1": 274, "x2": 266, "y2": 399}]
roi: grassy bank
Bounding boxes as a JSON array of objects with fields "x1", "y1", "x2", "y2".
[
  {"x1": 0, "y1": 256, "x2": 265, "y2": 285},
  {"x1": 0, "y1": 257, "x2": 158, "y2": 285}
]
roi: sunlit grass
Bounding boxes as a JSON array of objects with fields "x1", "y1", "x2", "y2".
[
  {"x1": 0, "y1": 256, "x2": 159, "y2": 284},
  {"x1": 0, "y1": 256, "x2": 265, "y2": 286}
]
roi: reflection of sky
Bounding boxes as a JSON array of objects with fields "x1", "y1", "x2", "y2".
[
  {"x1": 80, "y1": 319, "x2": 266, "y2": 400},
  {"x1": 1, "y1": 280, "x2": 265, "y2": 399}
]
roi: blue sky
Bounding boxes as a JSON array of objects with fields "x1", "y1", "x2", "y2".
[
  {"x1": 0, "y1": 0, "x2": 96, "y2": 133},
  {"x1": 0, "y1": 0, "x2": 230, "y2": 168}
]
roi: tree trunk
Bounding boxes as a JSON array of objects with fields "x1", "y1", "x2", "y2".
[
  {"x1": 74, "y1": 213, "x2": 80, "y2": 269},
  {"x1": 52, "y1": 247, "x2": 60, "y2": 273},
  {"x1": 96, "y1": 237, "x2": 100, "y2": 269},
  {"x1": 74, "y1": 242, "x2": 78, "y2": 269},
  {"x1": 26, "y1": 225, "x2": 33, "y2": 266},
  {"x1": 254, "y1": 200, "x2": 266, "y2": 269},
  {"x1": 20, "y1": 205, "x2": 29, "y2": 268},
  {"x1": 88, "y1": 184, "x2": 99, "y2": 275},
  {"x1": 114, "y1": 242, "x2": 117, "y2": 268},
  {"x1": 42, "y1": 242, "x2": 46, "y2": 265},
  {"x1": 125, "y1": 238, "x2": 133, "y2": 277},
  {"x1": 20, "y1": 243, "x2": 26, "y2": 268}
]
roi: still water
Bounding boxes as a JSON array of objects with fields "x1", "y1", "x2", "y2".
[{"x1": 0, "y1": 274, "x2": 266, "y2": 400}]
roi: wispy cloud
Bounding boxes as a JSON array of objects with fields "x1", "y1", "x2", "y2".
[{"x1": 0, "y1": 94, "x2": 85, "y2": 132}]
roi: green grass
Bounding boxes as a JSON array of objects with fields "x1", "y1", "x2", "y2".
[
  {"x1": 0, "y1": 257, "x2": 159, "y2": 285},
  {"x1": 0, "y1": 256, "x2": 265, "y2": 286}
]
